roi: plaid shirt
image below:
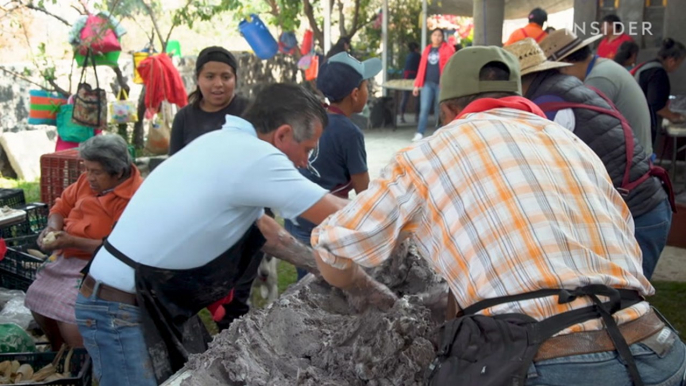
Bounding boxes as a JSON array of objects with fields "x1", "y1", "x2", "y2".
[{"x1": 312, "y1": 107, "x2": 654, "y2": 334}]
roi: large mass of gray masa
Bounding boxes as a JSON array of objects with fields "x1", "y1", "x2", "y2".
[{"x1": 181, "y1": 244, "x2": 448, "y2": 386}]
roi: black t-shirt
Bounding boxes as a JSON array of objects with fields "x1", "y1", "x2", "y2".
[
  {"x1": 168, "y1": 95, "x2": 250, "y2": 155},
  {"x1": 425, "y1": 47, "x2": 441, "y2": 84},
  {"x1": 637, "y1": 60, "x2": 670, "y2": 130}
]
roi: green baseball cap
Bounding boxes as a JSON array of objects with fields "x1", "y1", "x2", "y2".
[{"x1": 439, "y1": 46, "x2": 522, "y2": 103}]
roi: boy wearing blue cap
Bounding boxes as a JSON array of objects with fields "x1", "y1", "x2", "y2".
[{"x1": 285, "y1": 52, "x2": 382, "y2": 280}]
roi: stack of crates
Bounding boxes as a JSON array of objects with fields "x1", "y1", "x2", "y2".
[
  {"x1": 40, "y1": 149, "x2": 86, "y2": 208},
  {"x1": 0, "y1": 234, "x2": 43, "y2": 291},
  {"x1": 0, "y1": 189, "x2": 28, "y2": 238}
]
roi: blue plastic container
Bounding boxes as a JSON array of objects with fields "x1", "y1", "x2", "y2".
[{"x1": 239, "y1": 14, "x2": 278, "y2": 60}]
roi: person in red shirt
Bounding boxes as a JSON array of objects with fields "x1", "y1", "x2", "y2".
[
  {"x1": 597, "y1": 14, "x2": 634, "y2": 59},
  {"x1": 504, "y1": 8, "x2": 548, "y2": 46}
]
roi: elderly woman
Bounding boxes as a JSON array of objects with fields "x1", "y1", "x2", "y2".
[{"x1": 25, "y1": 135, "x2": 143, "y2": 350}]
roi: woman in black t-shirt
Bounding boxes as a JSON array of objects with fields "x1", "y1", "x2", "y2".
[
  {"x1": 635, "y1": 38, "x2": 686, "y2": 144},
  {"x1": 169, "y1": 46, "x2": 249, "y2": 155}
]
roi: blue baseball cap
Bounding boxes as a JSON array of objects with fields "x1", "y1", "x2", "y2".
[{"x1": 317, "y1": 52, "x2": 382, "y2": 102}]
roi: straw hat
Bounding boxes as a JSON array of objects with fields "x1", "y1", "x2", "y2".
[
  {"x1": 539, "y1": 29, "x2": 603, "y2": 61},
  {"x1": 502, "y1": 38, "x2": 572, "y2": 76}
]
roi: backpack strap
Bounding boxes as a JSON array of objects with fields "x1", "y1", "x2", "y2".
[
  {"x1": 631, "y1": 61, "x2": 662, "y2": 81},
  {"x1": 520, "y1": 27, "x2": 529, "y2": 38}
]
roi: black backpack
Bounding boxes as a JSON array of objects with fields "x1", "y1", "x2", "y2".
[{"x1": 425, "y1": 285, "x2": 645, "y2": 386}]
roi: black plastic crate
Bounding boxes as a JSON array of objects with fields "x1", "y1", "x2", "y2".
[
  {"x1": 0, "y1": 272, "x2": 33, "y2": 292},
  {"x1": 16, "y1": 203, "x2": 49, "y2": 234},
  {"x1": 0, "y1": 188, "x2": 26, "y2": 209},
  {"x1": 0, "y1": 349, "x2": 91, "y2": 386},
  {"x1": 0, "y1": 234, "x2": 43, "y2": 285},
  {"x1": 0, "y1": 220, "x2": 32, "y2": 239}
]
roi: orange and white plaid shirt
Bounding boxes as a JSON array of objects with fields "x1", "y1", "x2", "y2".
[{"x1": 312, "y1": 107, "x2": 654, "y2": 334}]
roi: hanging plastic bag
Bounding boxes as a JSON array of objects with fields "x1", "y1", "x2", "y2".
[
  {"x1": 301, "y1": 30, "x2": 314, "y2": 55},
  {"x1": 145, "y1": 101, "x2": 175, "y2": 155},
  {"x1": 109, "y1": 89, "x2": 138, "y2": 124},
  {"x1": 304, "y1": 54, "x2": 319, "y2": 81},
  {"x1": 27, "y1": 90, "x2": 67, "y2": 126},
  {"x1": 78, "y1": 14, "x2": 121, "y2": 55},
  {"x1": 57, "y1": 104, "x2": 95, "y2": 143},
  {"x1": 278, "y1": 32, "x2": 298, "y2": 55}
]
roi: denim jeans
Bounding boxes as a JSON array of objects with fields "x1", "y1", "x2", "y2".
[
  {"x1": 634, "y1": 198, "x2": 673, "y2": 279},
  {"x1": 526, "y1": 330, "x2": 686, "y2": 386},
  {"x1": 284, "y1": 219, "x2": 312, "y2": 281},
  {"x1": 417, "y1": 81, "x2": 440, "y2": 135},
  {"x1": 75, "y1": 288, "x2": 156, "y2": 386}
]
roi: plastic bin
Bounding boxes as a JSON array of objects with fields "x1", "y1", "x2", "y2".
[
  {"x1": 0, "y1": 189, "x2": 26, "y2": 209},
  {"x1": 15, "y1": 203, "x2": 49, "y2": 234},
  {"x1": 0, "y1": 234, "x2": 43, "y2": 292},
  {"x1": 40, "y1": 150, "x2": 85, "y2": 208},
  {"x1": 0, "y1": 349, "x2": 92, "y2": 386}
]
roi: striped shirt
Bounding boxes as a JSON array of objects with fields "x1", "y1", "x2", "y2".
[{"x1": 312, "y1": 107, "x2": 654, "y2": 335}]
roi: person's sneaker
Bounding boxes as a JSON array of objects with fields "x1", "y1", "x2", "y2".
[{"x1": 412, "y1": 133, "x2": 423, "y2": 142}]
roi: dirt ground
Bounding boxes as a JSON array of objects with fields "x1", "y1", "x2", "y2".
[{"x1": 362, "y1": 121, "x2": 686, "y2": 283}]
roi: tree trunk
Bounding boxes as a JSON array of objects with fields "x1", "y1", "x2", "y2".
[{"x1": 133, "y1": 88, "x2": 146, "y2": 149}]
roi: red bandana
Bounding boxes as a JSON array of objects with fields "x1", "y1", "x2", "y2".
[{"x1": 455, "y1": 96, "x2": 547, "y2": 121}]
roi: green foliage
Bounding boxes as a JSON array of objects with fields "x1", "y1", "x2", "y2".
[
  {"x1": 0, "y1": 178, "x2": 40, "y2": 203},
  {"x1": 356, "y1": 0, "x2": 421, "y2": 77}
]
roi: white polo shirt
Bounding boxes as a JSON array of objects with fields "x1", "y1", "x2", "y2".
[{"x1": 88, "y1": 116, "x2": 328, "y2": 293}]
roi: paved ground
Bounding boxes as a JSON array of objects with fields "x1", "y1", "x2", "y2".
[{"x1": 363, "y1": 121, "x2": 686, "y2": 282}]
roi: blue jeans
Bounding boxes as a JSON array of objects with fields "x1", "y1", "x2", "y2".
[
  {"x1": 284, "y1": 219, "x2": 312, "y2": 281},
  {"x1": 75, "y1": 288, "x2": 156, "y2": 386},
  {"x1": 417, "y1": 81, "x2": 440, "y2": 135},
  {"x1": 634, "y1": 198, "x2": 673, "y2": 279},
  {"x1": 526, "y1": 331, "x2": 686, "y2": 385}
]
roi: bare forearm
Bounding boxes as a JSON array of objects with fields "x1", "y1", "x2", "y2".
[
  {"x1": 66, "y1": 236, "x2": 102, "y2": 254},
  {"x1": 47, "y1": 214, "x2": 64, "y2": 231},
  {"x1": 258, "y1": 215, "x2": 319, "y2": 273}
]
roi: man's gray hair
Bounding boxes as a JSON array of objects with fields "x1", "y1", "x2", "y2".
[{"x1": 78, "y1": 135, "x2": 132, "y2": 176}]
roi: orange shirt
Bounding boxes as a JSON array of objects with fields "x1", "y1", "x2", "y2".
[
  {"x1": 50, "y1": 166, "x2": 143, "y2": 259},
  {"x1": 504, "y1": 23, "x2": 547, "y2": 46}
]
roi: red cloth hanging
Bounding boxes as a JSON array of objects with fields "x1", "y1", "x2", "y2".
[{"x1": 137, "y1": 54, "x2": 188, "y2": 114}]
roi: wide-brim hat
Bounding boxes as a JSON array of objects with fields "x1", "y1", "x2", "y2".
[
  {"x1": 502, "y1": 38, "x2": 572, "y2": 76},
  {"x1": 539, "y1": 29, "x2": 603, "y2": 61}
]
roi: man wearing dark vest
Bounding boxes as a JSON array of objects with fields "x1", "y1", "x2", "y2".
[
  {"x1": 505, "y1": 38, "x2": 674, "y2": 280},
  {"x1": 311, "y1": 46, "x2": 685, "y2": 385}
]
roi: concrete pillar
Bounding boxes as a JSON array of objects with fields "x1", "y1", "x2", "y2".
[
  {"x1": 664, "y1": 0, "x2": 686, "y2": 94},
  {"x1": 473, "y1": 0, "x2": 504, "y2": 46},
  {"x1": 572, "y1": 0, "x2": 597, "y2": 39}
]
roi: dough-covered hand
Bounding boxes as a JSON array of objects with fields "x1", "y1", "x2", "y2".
[
  {"x1": 40, "y1": 231, "x2": 72, "y2": 251},
  {"x1": 346, "y1": 275, "x2": 398, "y2": 312}
]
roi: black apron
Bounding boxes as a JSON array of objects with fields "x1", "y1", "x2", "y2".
[{"x1": 101, "y1": 223, "x2": 266, "y2": 383}]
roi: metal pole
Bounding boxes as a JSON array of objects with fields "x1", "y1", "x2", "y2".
[
  {"x1": 324, "y1": 0, "x2": 331, "y2": 54},
  {"x1": 382, "y1": 0, "x2": 388, "y2": 96},
  {"x1": 421, "y1": 0, "x2": 427, "y2": 49}
]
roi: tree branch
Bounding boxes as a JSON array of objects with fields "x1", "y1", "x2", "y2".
[
  {"x1": 164, "y1": 0, "x2": 193, "y2": 51},
  {"x1": 111, "y1": 65, "x2": 130, "y2": 97},
  {"x1": 303, "y1": 0, "x2": 323, "y2": 50},
  {"x1": 337, "y1": 0, "x2": 345, "y2": 37},
  {"x1": 351, "y1": 0, "x2": 360, "y2": 36},
  {"x1": 0, "y1": 66, "x2": 68, "y2": 97},
  {"x1": 23, "y1": 1, "x2": 71, "y2": 26},
  {"x1": 349, "y1": 12, "x2": 376, "y2": 38},
  {"x1": 140, "y1": 0, "x2": 165, "y2": 51},
  {"x1": 264, "y1": 0, "x2": 279, "y2": 17}
]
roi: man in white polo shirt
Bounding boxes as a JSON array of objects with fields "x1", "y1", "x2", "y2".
[{"x1": 74, "y1": 84, "x2": 384, "y2": 386}]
